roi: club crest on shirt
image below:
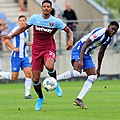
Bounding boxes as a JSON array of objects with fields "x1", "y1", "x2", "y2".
[{"x1": 49, "y1": 22, "x2": 54, "y2": 26}]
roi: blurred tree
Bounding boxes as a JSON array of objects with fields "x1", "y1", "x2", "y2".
[{"x1": 95, "y1": 0, "x2": 120, "y2": 19}]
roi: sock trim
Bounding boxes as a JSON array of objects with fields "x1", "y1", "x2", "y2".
[
  {"x1": 33, "y1": 81, "x2": 40, "y2": 86},
  {"x1": 48, "y1": 69, "x2": 55, "y2": 73}
]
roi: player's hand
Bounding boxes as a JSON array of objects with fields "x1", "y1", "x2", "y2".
[
  {"x1": 13, "y1": 48, "x2": 19, "y2": 52},
  {"x1": 77, "y1": 61, "x2": 83, "y2": 73},
  {"x1": 27, "y1": 42, "x2": 32, "y2": 46},
  {"x1": 96, "y1": 68, "x2": 100, "y2": 77},
  {"x1": 66, "y1": 39, "x2": 73, "y2": 50},
  {"x1": 2, "y1": 35, "x2": 12, "y2": 42}
]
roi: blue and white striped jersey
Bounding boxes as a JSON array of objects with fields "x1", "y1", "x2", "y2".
[
  {"x1": 8, "y1": 26, "x2": 28, "y2": 58},
  {"x1": 73, "y1": 27, "x2": 112, "y2": 55}
]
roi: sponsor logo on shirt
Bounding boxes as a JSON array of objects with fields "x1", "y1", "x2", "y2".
[
  {"x1": 35, "y1": 26, "x2": 52, "y2": 33},
  {"x1": 93, "y1": 34, "x2": 97, "y2": 39},
  {"x1": 96, "y1": 43, "x2": 100, "y2": 47}
]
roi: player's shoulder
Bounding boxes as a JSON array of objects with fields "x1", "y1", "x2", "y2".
[
  {"x1": 91, "y1": 27, "x2": 106, "y2": 35},
  {"x1": 93, "y1": 27, "x2": 103, "y2": 31},
  {"x1": 49, "y1": 15, "x2": 63, "y2": 22},
  {"x1": 30, "y1": 14, "x2": 42, "y2": 19},
  {"x1": 95, "y1": 27, "x2": 106, "y2": 32}
]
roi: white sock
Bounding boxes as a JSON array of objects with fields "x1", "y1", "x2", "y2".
[
  {"x1": 0, "y1": 72, "x2": 11, "y2": 79},
  {"x1": 25, "y1": 78, "x2": 32, "y2": 96},
  {"x1": 57, "y1": 70, "x2": 80, "y2": 81},
  {"x1": 77, "y1": 78, "x2": 94, "y2": 100}
]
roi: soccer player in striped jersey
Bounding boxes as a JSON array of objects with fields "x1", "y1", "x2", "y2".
[
  {"x1": 57, "y1": 21, "x2": 119, "y2": 109},
  {"x1": 3, "y1": 0, "x2": 73, "y2": 111},
  {"x1": 0, "y1": 15, "x2": 32, "y2": 99}
]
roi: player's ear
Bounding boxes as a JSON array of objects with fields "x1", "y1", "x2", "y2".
[{"x1": 50, "y1": 7, "x2": 52, "y2": 12}]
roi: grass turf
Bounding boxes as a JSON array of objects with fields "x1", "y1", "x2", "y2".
[{"x1": 0, "y1": 79, "x2": 120, "y2": 120}]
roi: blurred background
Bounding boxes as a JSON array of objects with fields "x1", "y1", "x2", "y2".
[{"x1": 0, "y1": 0, "x2": 120, "y2": 81}]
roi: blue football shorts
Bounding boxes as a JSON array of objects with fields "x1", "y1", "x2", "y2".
[
  {"x1": 11, "y1": 57, "x2": 31, "y2": 72},
  {"x1": 71, "y1": 51, "x2": 95, "y2": 71}
]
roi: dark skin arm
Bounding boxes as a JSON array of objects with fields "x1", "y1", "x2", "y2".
[
  {"x1": 64, "y1": 26, "x2": 74, "y2": 50},
  {"x1": 78, "y1": 38, "x2": 92, "y2": 73},
  {"x1": 2, "y1": 23, "x2": 30, "y2": 41},
  {"x1": 97, "y1": 45, "x2": 107, "y2": 77}
]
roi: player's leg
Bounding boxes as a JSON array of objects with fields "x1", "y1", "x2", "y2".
[
  {"x1": 56, "y1": 46, "x2": 81, "y2": 81},
  {"x1": 57, "y1": 70, "x2": 81, "y2": 81},
  {"x1": 0, "y1": 71, "x2": 11, "y2": 79},
  {"x1": 0, "y1": 71, "x2": 19, "y2": 80},
  {"x1": 22, "y1": 57, "x2": 32, "y2": 99},
  {"x1": 45, "y1": 58, "x2": 56, "y2": 78},
  {"x1": 44, "y1": 50, "x2": 62, "y2": 97},
  {"x1": 76, "y1": 68, "x2": 97, "y2": 100},
  {"x1": 0, "y1": 57, "x2": 20, "y2": 80},
  {"x1": 23, "y1": 67, "x2": 32, "y2": 99},
  {"x1": 11, "y1": 57, "x2": 21, "y2": 80},
  {"x1": 45, "y1": 57, "x2": 62, "y2": 97},
  {"x1": 74, "y1": 68, "x2": 97, "y2": 108},
  {"x1": 73, "y1": 57, "x2": 97, "y2": 109},
  {"x1": 33, "y1": 70, "x2": 44, "y2": 111},
  {"x1": 32, "y1": 54, "x2": 44, "y2": 111}
]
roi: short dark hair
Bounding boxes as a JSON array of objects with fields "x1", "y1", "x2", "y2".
[
  {"x1": 18, "y1": 15, "x2": 27, "y2": 21},
  {"x1": 109, "y1": 21, "x2": 119, "y2": 28},
  {"x1": 42, "y1": 0, "x2": 52, "y2": 6}
]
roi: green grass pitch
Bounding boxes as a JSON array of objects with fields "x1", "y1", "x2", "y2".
[{"x1": 0, "y1": 79, "x2": 120, "y2": 120}]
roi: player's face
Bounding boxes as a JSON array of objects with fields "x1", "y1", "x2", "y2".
[
  {"x1": 18, "y1": 17, "x2": 26, "y2": 27},
  {"x1": 108, "y1": 25, "x2": 119, "y2": 37},
  {"x1": 42, "y1": 3, "x2": 52, "y2": 15}
]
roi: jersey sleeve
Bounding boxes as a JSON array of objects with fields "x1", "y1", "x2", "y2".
[
  {"x1": 89, "y1": 28, "x2": 105, "y2": 42},
  {"x1": 56, "y1": 18, "x2": 66, "y2": 30},
  {"x1": 26, "y1": 14, "x2": 36, "y2": 26}
]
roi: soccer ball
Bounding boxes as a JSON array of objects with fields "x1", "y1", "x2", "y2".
[{"x1": 43, "y1": 77, "x2": 57, "y2": 91}]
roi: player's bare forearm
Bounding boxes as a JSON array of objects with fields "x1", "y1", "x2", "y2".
[
  {"x1": 66, "y1": 39, "x2": 73, "y2": 50},
  {"x1": 97, "y1": 45, "x2": 107, "y2": 70},
  {"x1": 5, "y1": 40, "x2": 19, "y2": 52},
  {"x1": 3, "y1": 24, "x2": 29, "y2": 41},
  {"x1": 12, "y1": 24, "x2": 29, "y2": 37},
  {"x1": 64, "y1": 26, "x2": 74, "y2": 50}
]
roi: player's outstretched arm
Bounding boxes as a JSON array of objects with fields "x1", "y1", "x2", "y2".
[
  {"x1": 64, "y1": 26, "x2": 74, "y2": 50},
  {"x1": 97, "y1": 45, "x2": 107, "y2": 77},
  {"x1": 2, "y1": 23, "x2": 30, "y2": 42}
]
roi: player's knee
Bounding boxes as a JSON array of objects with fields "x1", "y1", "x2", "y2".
[
  {"x1": 32, "y1": 77, "x2": 39, "y2": 83},
  {"x1": 25, "y1": 73, "x2": 31, "y2": 78},
  {"x1": 73, "y1": 70, "x2": 81, "y2": 77},
  {"x1": 11, "y1": 76, "x2": 17, "y2": 81},
  {"x1": 88, "y1": 75, "x2": 97, "y2": 82},
  {"x1": 46, "y1": 66, "x2": 54, "y2": 72}
]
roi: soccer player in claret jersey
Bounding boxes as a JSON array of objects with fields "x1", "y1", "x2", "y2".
[
  {"x1": 0, "y1": 15, "x2": 32, "y2": 99},
  {"x1": 57, "y1": 21, "x2": 119, "y2": 109},
  {"x1": 3, "y1": 0, "x2": 73, "y2": 111}
]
